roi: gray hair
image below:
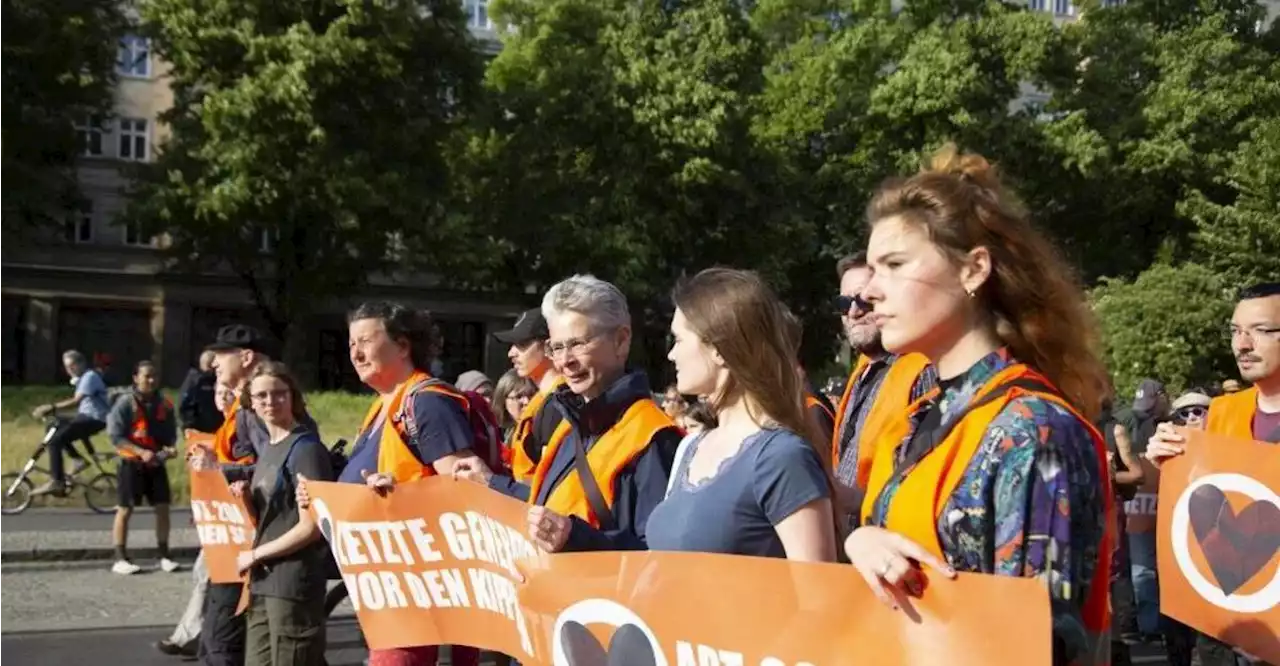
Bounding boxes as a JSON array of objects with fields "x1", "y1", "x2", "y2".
[
  {"x1": 541, "y1": 274, "x2": 631, "y2": 331},
  {"x1": 62, "y1": 350, "x2": 86, "y2": 366}
]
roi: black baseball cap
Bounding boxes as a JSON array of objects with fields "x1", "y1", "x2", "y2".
[
  {"x1": 1133, "y1": 378, "x2": 1167, "y2": 413},
  {"x1": 205, "y1": 324, "x2": 272, "y2": 354},
  {"x1": 493, "y1": 308, "x2": 549, "y2": 344}
]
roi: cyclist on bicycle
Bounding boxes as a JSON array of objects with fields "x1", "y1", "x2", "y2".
[
  {"x1": 107, "y1": 360, "x2": 180, "y2": 575},
  {"x1": 30, "y1": 349, "x2": 111, "y2": 496}
]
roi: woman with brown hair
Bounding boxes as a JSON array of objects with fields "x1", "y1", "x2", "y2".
[
  {"x1": 492, "y1": 369, "x2": 537, "y2": 442},
  {"x1": 233, "y1": 361, "x2": 334, "y2": 666},
  {"x1": 846, "y1": 145, "x2": 1113, "y2": 665},
  {"x1": 646, "y1": 267, "x2": 837, "y2": 561}
]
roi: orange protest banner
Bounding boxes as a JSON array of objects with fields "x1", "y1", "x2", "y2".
[
  {"x1": 1157, "y1": 428, "x2": 1280, "y2": 664},
  {"x1": 189, "y1": 469, "x2": 256, "y2": 584},
  {"x1": 307, "y1": 478, "x2": 1053, "y2": 666}
]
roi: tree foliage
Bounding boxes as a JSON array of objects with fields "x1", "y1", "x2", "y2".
[
  {"x1": 2, "y1": 0, "x2": 124, "y2": 239},
  {"x1": 1090, "y1": 262, "x2": 1236, "y2": 395},
  {"x1": 132, "y1": 0, "x2": 483, "y2": 360}
]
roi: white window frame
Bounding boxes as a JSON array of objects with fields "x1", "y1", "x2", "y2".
[
  {"x1": 117, "y1": 118, "x2": 150, "y2": 162},
  {"x1": 117, "y1": 34, "x2": 151, "y2": 78},
  {"x1": 259, "y1": 228, "x2": 279, "y2": 253},
  {"x1": 75, "y1": 116, "x2": 107, "y2": 157},
  {"x1": 465, "y1": 0, "x2": 493, "y2": 29},
  {"x1": 65, "y1": 202, "x2": 95, "y2": 244},
  {"x1": 122, "y1": 219, "x2": 155, "y2": 247},
  {"x1": 1052, "y1": 0, "x2": 1075, "y2": 15}
]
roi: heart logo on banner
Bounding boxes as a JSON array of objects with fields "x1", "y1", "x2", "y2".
[{"x1": 1188, "y1": 484, "x2": 1280, "y2": 596}]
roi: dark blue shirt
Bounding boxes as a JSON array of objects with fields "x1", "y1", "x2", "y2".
[
  {"x1": 646, "y1": 428, "x2": 830, "y2": 558},
  {"x1": 488, "y1": 372, "x2": 680, "y2": 552},
  {"x1": 338, "y1": 392, "x2": 473, "y2": 484}
]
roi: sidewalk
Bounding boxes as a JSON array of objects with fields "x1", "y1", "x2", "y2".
[{"x1": 1, "y1": 508, "x2": 200, "y2": 563}]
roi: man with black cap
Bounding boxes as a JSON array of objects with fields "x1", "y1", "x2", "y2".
[
  {"x1": 181, "y1": 324, "x2": 318, "y2": 666},
  {"x1": 493, "y1": 308, "x2": 564, "y2": 481},
  {"x1": 1115, "y1": 377, "x2": 1169, "y2": 645}
]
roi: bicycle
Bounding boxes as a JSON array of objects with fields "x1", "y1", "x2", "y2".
[{"x1": 2, "y1": 416, "x2": 119, "y2": 515}]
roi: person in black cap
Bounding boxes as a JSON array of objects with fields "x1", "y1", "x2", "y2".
[
  {"x1": 1114, "y1": 377, "x2": 1168, "y2": 645},
  {"x1": 492, "y1": 308, "x2": 565, "y2": 482},
  {"x1": 183, "y1": 324, "x2": 320, "y2": 666}
]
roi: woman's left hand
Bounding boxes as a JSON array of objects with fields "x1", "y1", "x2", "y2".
[
  {"x1": 527, "y1": 505, "x2": 572, "y2": 553},
  {"x1": 236, "y1": 549, "x2": 258, "y2": 574}
]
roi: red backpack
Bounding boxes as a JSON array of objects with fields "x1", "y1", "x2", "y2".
[{"x1": 402, "y1": 378, "x2": 507, "y2": 475}]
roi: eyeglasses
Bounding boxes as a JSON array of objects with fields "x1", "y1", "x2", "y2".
[
  {"x1": 834, "y1": 294, "x2": 872, "y2": 316},
  {"x1": 250, "y1": 389, "x2": 290, "y2": 403},
  {"x1": 1176, "y1": 406, "x2": 1207, "y2": 420},
  {"x1": 546, "y1": 331, "x2": 607, "y2": 359},
  {"x1": 1230, "y1": 325, "x2": 1280, "y2": 341}
]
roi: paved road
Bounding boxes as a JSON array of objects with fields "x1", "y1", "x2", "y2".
[
  {"x1": 3, "y1": 506, "x2": 190, "y2": 532},
  {"x1": 2, "y1": 621, "x2": 370, "y2": 666}
]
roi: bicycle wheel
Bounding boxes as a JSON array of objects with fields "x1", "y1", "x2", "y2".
[
  {"x1": 83, "y1": 473, "x2": 118, "y2": 514},
  {"x1": 1, "y1": 473, "x2": 33, "y2": 515}
]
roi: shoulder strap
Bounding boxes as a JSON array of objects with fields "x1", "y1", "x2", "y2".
[
  {"x1": 900, "y1": 376, "x2": 1055, "y2": 472},
  {"x1": 253, "y1": 433, "x2": 308, "y2": 548},
  {"x1": 570, "y1": 427, "x2": 618, "y2": 531}
]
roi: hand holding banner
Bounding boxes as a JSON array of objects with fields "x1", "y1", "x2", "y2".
[
  {"x1": 308, "y1": 477, "x2": 1054, "y2": 666},
  {"x1": 1157, "y1": 428, "x2": 1280, "y2": 664},
  {"x1": 189, "y1": 469, "x2": 257, "y2": 584}
]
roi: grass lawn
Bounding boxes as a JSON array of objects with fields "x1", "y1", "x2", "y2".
[{"x1": 1, "y1": 385, "x2": 374, "y2": 507}]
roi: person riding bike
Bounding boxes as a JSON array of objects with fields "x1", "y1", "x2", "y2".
[{"x1": 30, "y1": 349, "x2": 112, "y2": 496}]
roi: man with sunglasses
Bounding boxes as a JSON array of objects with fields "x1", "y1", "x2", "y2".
[
  {"x1": 829, "y1": 253, "x2": 936, "y2": 530},
  {"x1": 493, "y1": 308, "x2": 565, "y2": 482}
]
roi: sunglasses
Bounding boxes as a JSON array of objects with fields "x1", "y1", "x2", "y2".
[
  {"x1": 834, "y1": 294, "x2": 873, "y2": 316},
  {"x1": 1176, "y1": 406, "x2": 1207, "y2": 420}
]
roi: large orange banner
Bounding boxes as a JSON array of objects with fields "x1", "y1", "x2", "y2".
[
  {"x1": 307, "y1": 478, "x2": 1053, "y2": 666},
  {"x1": 189, "y1": 469, "x2": 257, "y2": 584},
  {"x1": 1157, "y1": 428, "x2": 1280, "y2": 664}
]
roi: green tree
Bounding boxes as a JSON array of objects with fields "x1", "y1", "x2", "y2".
[
  {"x1": 1181, "y1": 116, "x2": 1280, "y2": 286},
  {"x1": 2, "y1": 0, "x2": 124, "y2": 239},
  {"x1": 132, "y1": 0, "x2": 483, "y2": 363},
  {"x1": 1090, "y1": 262, "x2": 1236, "y2": 395}
]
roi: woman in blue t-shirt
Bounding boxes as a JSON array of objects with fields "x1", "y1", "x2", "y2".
[{"x1": 646, "y1": 268, "x2": 837, "y2": 561}]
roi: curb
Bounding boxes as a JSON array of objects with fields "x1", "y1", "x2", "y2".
[{"x1": 1, "y1": 545, "x2": 201, "y2": 564}]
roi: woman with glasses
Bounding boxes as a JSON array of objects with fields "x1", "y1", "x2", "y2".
[
  {"x1": 454, "y1": 274, "x2": 682, "y2": 554},
  {"x1": 493, "y1": 370, "x2": 537, "y2": 443},
  {"x1": 1170, "y1": 391, "x2": 1211, "y2": 428},
  {"x1": 234, "y1": 362, "x2": 334, "y2": 666}
]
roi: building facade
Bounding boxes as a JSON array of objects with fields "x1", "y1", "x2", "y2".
[{"x1": 2, "y1": 5, "x2": 519, "y2": 390}]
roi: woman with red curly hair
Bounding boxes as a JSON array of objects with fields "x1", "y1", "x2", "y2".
[{"x1": 845, "y1": 145, "x2": 1114, "y2": 666}]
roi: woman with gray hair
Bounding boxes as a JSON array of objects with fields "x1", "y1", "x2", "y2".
[{"x1": 455, "y1": 274, "x2": 682, "y2": 553}]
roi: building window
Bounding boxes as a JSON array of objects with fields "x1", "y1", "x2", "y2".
[
  {"x1": 1052, "y1": 0, "x2": 1074, "y2": 14},
  {"x1": 1027, "y1": 0, "x2": 1048, "y2": 10},
  {"x1": 75, "y1": 116, "x2": 107, "y2": 157},
  {"x1": 259, "y1": 228, "x2": 279, "y2": 253},
  {"x1": 64, "y1": 202, "x2": 94, "y2": 244},
  {"x1": 117, "y1": 34, "x2": 151, "y2": 78},
  {"x1": 122, "y1": 219, "x2": 154, "y2": 247},
  {"x1": 118, "y1": 118, "x2": 149, "y2": 161},
  {"x1": 464, "y1": 0, "x2": 492, "y2": 29}
]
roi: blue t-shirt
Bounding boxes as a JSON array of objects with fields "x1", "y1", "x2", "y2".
[
  {"x1": 338, "y1": 392, "x2": 473, "y2": 484},
  {"x1": 645, "y1": 428, "x2": 830, "y2": 558},
  {"x1": 75, "y1": 370, "x2": 110, "y2": 421}
]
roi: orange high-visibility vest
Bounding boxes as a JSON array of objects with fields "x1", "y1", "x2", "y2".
[
  {"x1": 122, "y1": 394, "x2": 173, "y2": 460},
  {"x1": 861, "y1": 363, "x2": 1113, "y2": 666},
  {"x1": 1205, "y1": 386, "x2": 1260, "y2": 440},
  {"x1": 509, "y1": 377, "x2": 567, "y2": 482},
  {"x1": 527, "y1": 399, "x2": 673, "y2": 529},
  {"x1": 358, "y1": 371, "x2": 473, "y2": 484},
  {"x1": 830, "y1": 353, "x2": 932, "y2": 489},
  {"x1": 212, "y1": 400, "x2": 253, "y2": 464}
]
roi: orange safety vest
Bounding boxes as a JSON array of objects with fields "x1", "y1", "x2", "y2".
[
  {"x1": 359, "y1": 370, "x2": 472, "y2": 484},
  {"x1": 830, "y1": 352, "x2": 932, "y2": 489},
  {"x1": 861, "y1": 363, "x2": 1113, "y2": 666},
  {"x1": 527, "y1": 398, "x2": 673, "y2": 528},
  {"x1": 122, "y1": 395, "x2": 173, "y2": 460},
  {"x1": 212, "y1": 400, "x2": 253, "y2": 464},
  {"x1": 1205, "y1": 385, "x2": 1259, "y2": 440},
  {"x1": 509, "y1": 377, "x2": 567, "y2": 482},
  {"x1": 806, "y1": 392, "x2": 835, "y2": 422}
]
